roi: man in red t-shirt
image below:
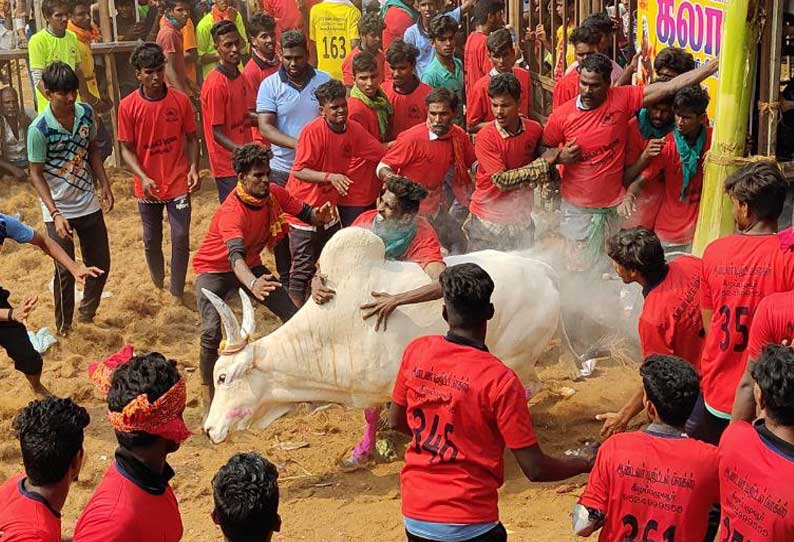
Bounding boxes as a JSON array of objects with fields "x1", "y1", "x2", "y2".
[
  {"x1": 243, "y1": 13, "x2": 280, "y2": 146},
  {"x1": 383, "y1": 39, "x2": 432, "y2": 137},
  {"x1": 155, "y1": 0, "x2": 197, "y2": 99},
  {"x1": 200, "y1": 20, "x2": 254, "y2": 203},
  {"x1": 551, "y1": 25, "x2": 600, "y2": 109},
  {"x1": 261, "y1": 0, "x2": 303, "y2": 45},
  {"x1": 193, "y1": 144, "x2": 335, "y2": 396},
  {"x1": 118, "y1": 43, "x2": 200, "y2": 302},
  {"x1": 463, "y1": 0, "x2": 503, "y2": 99},
  {"x1": 576, "y1": 355, "x2": 719, "y2": 542},
  {"x1": 466, "y1": 29, "x2": 530, "y2": 133},
  {"x1": 718, "y1": 345, "x2": 794, "y2": 542},
  {"x1": 341, "y1": 13, "x2": 385, "y2": 89},
  {"x1": 0, "y1": 396, "x2": 89, "y2": 542},
  {"x1": 75, "y1": 352, "x2": 191, "y2": 542},
  {"x1": 380, "y1": 0, "x2": 417, "y2": 52},
  {"x1": 695, "y1": 162, "x2": 794, "y2": 444},
  {"x1": 468, "y1": 72, "x2": 566, "y2": 251},
  {"x1": 621, "y1": 86, "x2": 711, "y2": 251},
  {"x1": 600, "y1": 228, "x2": 705, "y2": 437},
  {"x1": 377, "y1": 87, "x2": 475, "y2": 251},
  {"x1": 732, "y1": 290, "x2": 794, "y2": 421},
  {"x1": 286, "y1": 79, "x2": 385, "y2": 306},
  {"x1": 340, "y1": 51, "x2": 392, "y2": 226},
  {"x1": 390, "y1": 263, "x2": 594, "y2": 542},
  {"x1": 543, "y1": 53, "x2": 717, "y2": 271}
]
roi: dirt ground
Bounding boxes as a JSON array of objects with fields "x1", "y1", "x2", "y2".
[{"x1": 0, "y1": 170, "x2": 642, "y2": 542}]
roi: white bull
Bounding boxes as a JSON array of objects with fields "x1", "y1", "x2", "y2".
[{"x1": 202, "y1": 227, "x2": 571, "y2": 460}]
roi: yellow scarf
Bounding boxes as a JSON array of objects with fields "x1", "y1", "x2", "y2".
[
  {"x1": 235, "y1": 182, "x2": 289, "y2": 247},
  {"x1": 67, "y1": 20, "x2": 101, "y2": 43}
]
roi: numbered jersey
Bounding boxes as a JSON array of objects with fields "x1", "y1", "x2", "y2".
[
  {"x1": 309, "y1": 0, "x2": 361, "y2": 81},
  {"x1": 719, "y1": 421, "x2": 794, "y2": 542},
  {"x1": 579, "y1": 430, "x2": 719, "y2": 542},
  {"x1": 392, "y1": 334, "x2": 538, "y2": 524},
  {"x1": 700, "y1": 234, "x2": 794, "y2": 415}
]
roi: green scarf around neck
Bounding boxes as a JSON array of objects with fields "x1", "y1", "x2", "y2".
[
  {"x1": 379, "y1": 0, "x2": 417, "y2": 20},
  {"x1": 350, "y1": 86, "x2": 393, "y2": 141},
  {"x1": 637, "y1": 108, "x2": 672, "y2": 139},
  {"x1": 372, "y1": 214, "x2": 417, "y2": 260},
  {"x1": 673, "y1": 126, "x2": 706, "y2": 201}
]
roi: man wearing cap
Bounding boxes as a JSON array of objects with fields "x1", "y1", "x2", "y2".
[{"x1": 74, "y1": 352, "x2": 190, "y2": 542}]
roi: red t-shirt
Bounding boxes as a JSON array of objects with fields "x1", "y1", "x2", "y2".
[
  {"x1": 352, "y1": 209, "x2": 443, "y2": 268},
  {"x1": 718, "y1": 421, "x2": 794, "y2": 542},
  {"x1": 242, "y1": 54, "x2": 279, "y2": 145},
  {"x1": 156, "y1": 21, "x2": 186, "y2": 91},
  {"x1": 463, "y1": 31, "x2": 491, "y2": 99},
  {"x1": 580, "y1": 431, "x2": 719, "y2": 542},
  {"x1": 747, "y1": 290, "x2": 794, "y2": 359},
  {"x1": 287, "y1": 117, "x2": 384, "y2": 220},
  {"x1": 341, "y1": 46, "x2": 387, "y2": 87},
  {"x1": 642, "y1": 128, "x2": 712, "y2": 244},
  {"x1": 383, "y1": 80, "x2": 432, "y2": 137},
  {"x1": 200, "y1": 68, "x2": 253, "y2": 178},
  {"x1": 466, "y1": 67, "x2": 531, "y2": 128},
  {"x1": 0, "y1": 474, "x2": 61, "y2": 542},
  {"x1": 261, "y1": 0, "x2": 303, "y2": 42},
  {"x1": 543, "y1": 85, "x2": 644, "y2": 208},
  {"x1": 117, "y1": 87, "x2": 197, "y2": 201},
  {"x1": 381, "y1": 122, "x2": 476, "y2": 216},
  {"x1": 343, "y1": 97, "x2": 387, "y2": 206},
  {"x1": 622, "y1": 117, "x2": 664, "y2": 229},
  {"x1": 392, "y1": 335, "x2": 538, "y2": 523},
  {"x1": 73, "y1": 463, "x2": 182, "y2": 542},
  {"x1": 471, "y1": 119, "x2": 542, "y2": 224},
  {"x1": 383, "y1": 6, "x2": 415, "y2": 51},
  {"x1": 193, "y1": 186, "x2": 305, "y2": 274},
  {"x1": 639, "y1": 256, "x2": 705, "y2": 372},
  {"x1": 700, "y1": 234, "x2": 794, "y2": 414},
  {"x1": 551, "y1": 69, "x2": 578, "y2": 109}
]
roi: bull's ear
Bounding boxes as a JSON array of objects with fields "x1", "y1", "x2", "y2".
[{"x1": 239, "y1": 288, "x2": 256, "y2": 340}]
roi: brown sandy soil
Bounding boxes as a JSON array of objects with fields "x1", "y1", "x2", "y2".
[{"x1": 0, "y1": 171, "x2": 642, "y2": 542}]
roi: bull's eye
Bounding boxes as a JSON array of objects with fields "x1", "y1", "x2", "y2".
[{"x1": 218, "y1": 374, "x2": 227, "y2": 385}]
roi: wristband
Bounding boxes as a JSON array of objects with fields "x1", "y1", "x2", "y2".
[
  {"x1": 50, "y1": 209, "x2": 62, "y2": 219},
  {"x1": 248, "y1": 277, "x2": 258, "y2": 290}
]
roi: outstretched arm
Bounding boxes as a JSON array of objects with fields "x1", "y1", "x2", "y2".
[
  {"x1": 643, "y1": 58, "x2": 719, "y2": 106},
  {"x1": 29, "y1": 231, "x2": 104, "y2": 285},
  {"x1": 512, "y1": 443, "x2": 593, "y2": 482}
]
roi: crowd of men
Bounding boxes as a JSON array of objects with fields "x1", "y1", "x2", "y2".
[{"x1": 0, "y1": 0, "x2": 794, "y2": 540}]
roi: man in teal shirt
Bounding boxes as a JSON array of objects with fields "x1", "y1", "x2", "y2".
[{"x1": 421, "y1": 15, "x2": 463, "y2": 102}]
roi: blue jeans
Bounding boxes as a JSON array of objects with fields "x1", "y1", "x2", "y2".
[
  {"x1": 137, "y1": 195, "x2": 192, "y2": 297},
  {"x1": 216, "y1": 176, "x2": 237, "y2": 203},
  {"x1": 406, "y1": 523, "x2": 508, "y2": 542}
]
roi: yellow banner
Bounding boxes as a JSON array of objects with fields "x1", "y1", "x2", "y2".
[{"x1": 636, "y1": 0, "x2": 724, "y2": 118}]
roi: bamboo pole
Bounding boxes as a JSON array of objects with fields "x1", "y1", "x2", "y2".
[
  {"x1": 691, "y1": 0, "x2": 763, "y2": 256},
  {"x1": 97, "y1": 0, "x2": 122, "y2": 167},
  {"x1": 757, "y1": 0, "x2": 783, "y2": 157}
]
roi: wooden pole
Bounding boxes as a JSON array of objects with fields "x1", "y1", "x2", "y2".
[
  {"x1": 97, "y1": 0, "x2": 122, "y2": 167},
  {"x1": 757, "y1": 0, "x2": 783, "y2": 157}
]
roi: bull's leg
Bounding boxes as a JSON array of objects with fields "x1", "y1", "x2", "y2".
[{"x1": 351, "y1": 407, "x2": 381, "y2": 463}]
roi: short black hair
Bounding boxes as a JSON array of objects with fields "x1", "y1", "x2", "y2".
[
  {"x1": 213, "y1": 452, "x2": 280, "y2": 542},
  {"x1": 42, "y1": 0, "x2": 70, "y2": 17},
  {"x1": 606, "y1": 227, "x2": 666, "y2": 279},
  {"x1": 752, "y1": 344, "x2": 794, "y2": 426},
  {"x1": 12, "y1": 397, "x2": 90, "y2": 486},
  {"x1": 130, "y1": 42, "x2": 166, "y2": 70},
  {"x1": 582, "y1": 12, "x2": 613, "y2": 36},
  {"x1": 673, "y1": 85, "x2": 709, "y2": 116},
  {"x1": 724, "y1": 161, "x2": 787, "y2": 222},
  {"x1": 578, "y1": 52, "x2": 612, "y2": 83},
  {"x1": 428, "y1": 14, "x2": 458, "y2": 41},
  {"x1": 440, "y1": 263, "x2": 494, "y2": 328},
  {"x1": 640, "y1": 355, "x2": 700, "y2": 427},
  {"x1": 352, "y1": 50, "x2": 378, "y2": 75},
  {"x1": 385, "y1": 176, "x2": 427, "y2": 214},
  {"x1": 570, "y1": 25, "x2": 601, "y2": 46},
  {"x1": 163, "y1": 0, "x2": 192, "y2": 11},
  {"x1": 485, "y1": 27, "x2": 513, "y2": 55},
  {"x1": 358, "y1": 11, "x2": 382, "y2": 36},
  {"x1": 107, "y1": 352, "x2": 181, "y2": 449},
  {"x1": 385, "y1": 39, "x2": 418, "y2": 66},
  {"x1": 281, "y1": 29, "x2": 307, "y2": 51},
  {"x1": 233, "y1": 143, "x2": 273, "y2": 176},
  {"x1": 425, "y1": 86, "x2": 458, "y2": 111},
  {"x1": 249, "y1": 12, "x2": 276, "y2": 37},
  {"x1": 654, "y1": 47, "x2": 696, "y2": 76},
  {"x1": 649, "y1": 75, "x2": 675, "y2": 106},
  {"x1": 70, "y1": 0, "x2": 92, "y2": 12},
  {"x1": 488, "y1": 72, "x2": 521, "y2": 101},
  {"x1": 211, "y1": 20, "x2": 239, "y2": 44},
  {"x1": 314, "y1": 79, "x2": 347, "y2": 106},
  {"x1": 471, "y1": 0, "x2": 503, "y2": 25},
  {"x1": 42, "y1": 61, "x2": 79, "y2": 93}
]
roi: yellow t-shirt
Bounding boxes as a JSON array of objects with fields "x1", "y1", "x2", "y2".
[
  {"x1": 309, "y1": 0, "x2": 361, "y2": 80},
  {"x1": 196, "y1": 12, "x2": 248, "y2": 79},
  {"x1": 28, "y1": 29, "x2": 80, "y2": 112},
  {"x1": 74, "y1": 38, "x2": 100, "y2": 101}
]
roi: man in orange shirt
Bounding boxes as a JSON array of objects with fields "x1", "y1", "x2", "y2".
[
  {"x1": 383, "y1": 40, "x2": 432, "y2": 137},
  {"x1": 463, "y1": 0, "x2": 503, "y2": 99},
  {"x1": 156, "y1": 0, "x2": 198, "y2": 98}
]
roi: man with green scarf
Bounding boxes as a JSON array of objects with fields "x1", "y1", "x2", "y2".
[
  {"x1": 620, "y1": 85, "x2": 711, "y2": 253},
  {"x1": 312, "y1": 176, "x2": 446, "y2": 331},
  {"x1": 340, "y1": 50, "x2": 394, "y2": 226}
]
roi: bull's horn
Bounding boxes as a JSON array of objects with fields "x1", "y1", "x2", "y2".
[
  {"x1": 201, "y1": 288, "x2": 244, "y2": 347},
  {"x1": 239, "y1": 288, "x2": 256, "y2": 340}
]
